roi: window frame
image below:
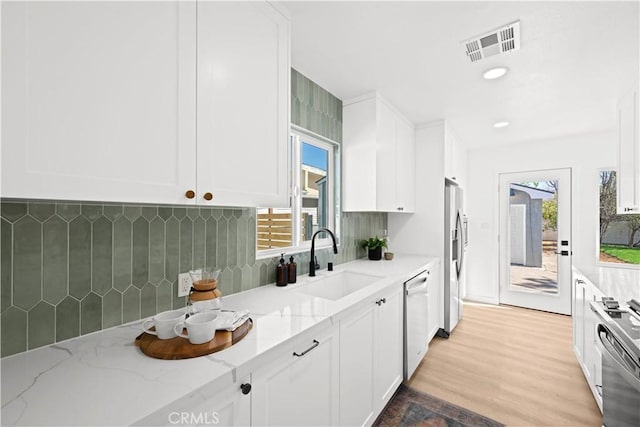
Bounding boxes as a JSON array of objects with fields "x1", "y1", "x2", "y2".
[
  {"x1": 596, "y1": 167, "x2": 640, "y2": 269},
  {"x1": 256, "y1": 126, "x2": 341, "y2": 259}
]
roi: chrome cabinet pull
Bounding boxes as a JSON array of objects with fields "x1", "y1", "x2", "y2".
[
  {"x1": 293, "y1": 340, "x2": 319, "y2": 357},
  {"x1": 376, "y1": 297, "x2": 387, "y2": 306}
]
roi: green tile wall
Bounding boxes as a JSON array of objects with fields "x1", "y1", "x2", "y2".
[
  {"x1": 292, "y1": 69, "x2": 342, "y2": 143},
  {"x1": 0, "y1": 69, "x2": 386, "y2": 357}
]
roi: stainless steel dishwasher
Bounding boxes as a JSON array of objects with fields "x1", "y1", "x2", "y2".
[
  {"x1": 404, "y1": 269, "x2": 430, "y2": 380},
  {"x1": 592, "y1": 299, "x2": 640, "y2": 426}
]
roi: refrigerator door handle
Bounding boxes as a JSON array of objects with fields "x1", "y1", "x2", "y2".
[{"x1": 456, "y1": 211, "x2": 464, "y2": 279}]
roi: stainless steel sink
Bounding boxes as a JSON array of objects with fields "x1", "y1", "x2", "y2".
[{"x1": 294, "y1": 271, "x2": 382, "y2": 301}]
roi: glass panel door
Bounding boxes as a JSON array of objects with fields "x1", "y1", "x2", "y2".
[{"x1": 499, "y1": 169, "x2": 571, "y2": 315}]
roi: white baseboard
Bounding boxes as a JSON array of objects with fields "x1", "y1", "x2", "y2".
[{"x1": 463, "y1": 294, "x2": 499, "y2": 305}]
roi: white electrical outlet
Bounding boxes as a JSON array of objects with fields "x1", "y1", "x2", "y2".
[{"x1": 177, "y1": 272, "x2": 191, "y2": 297}]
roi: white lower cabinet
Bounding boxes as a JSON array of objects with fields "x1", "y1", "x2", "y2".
[
  {"x1": 339, "y1": 301, "x2": 376, "y2": 426},
  {"x1": 572, "y1": 270, "x2": 603, "y2": 412},
  {"x1": 184, "y1": 380, "x2": 251, "y2": 427},
  {"x1": 374, "y1": 286, "x2": 404, "y2": 409},
  {"x1": 251, "y1": 323, "x2": 340, "y2": 426},
  {"x1": 147, "y1": 283, "x2": 405, "y2": 427},
  {"x1": 339, "y1": 285, "x2": 404, "y2": 427},
  {"x1": 427, "y1": 262, "x2": 441, "y2": 340},
  {"x1": 133, "y1": 376, "x2": 251, "y2": 427},
  {"x1": 574, "y1": 277, "x2": 586, "y2": 363}
]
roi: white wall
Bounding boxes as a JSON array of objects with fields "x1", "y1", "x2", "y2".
[{"x1": 466, "y1": 130, "x2": 640, "y2": 305}]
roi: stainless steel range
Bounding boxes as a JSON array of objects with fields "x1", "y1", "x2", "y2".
[{"x1": 591, "y1": 298, "x2": 640, "y2": 427}]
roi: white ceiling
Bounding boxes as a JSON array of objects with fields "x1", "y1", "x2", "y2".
[{"x1": 282, "y1": 1, "x2": 640, "y2": 149}]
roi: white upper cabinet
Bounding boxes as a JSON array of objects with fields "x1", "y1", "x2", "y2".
[
  {"x1": 443, "y1": 125, "x2": 466, "y2": 185},
  {"x1": 396, "y1": 118, "x2": 417, "y2": 213},
  {"x1": 1, "y1": 1, "x2": 290, "y2": 207},
  {"x1": 1, "y1": 1, "x2": 197, "y2": 204},
  {"x1": 617, "y1": 84, "x2": 640, "y2": 214},
  {"x1": 343, "y1": 93, "x2": 415, "y2": 213},
  {"x1": 197, "y1": 1, "x2": 290, "y2": 207}
]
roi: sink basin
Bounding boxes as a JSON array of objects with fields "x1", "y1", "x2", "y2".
[{"x1": 295, "y1": 271, "x2": 383, "y2": 301}]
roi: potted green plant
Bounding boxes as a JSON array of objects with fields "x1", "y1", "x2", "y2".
[{"x1": 360, "y1": 237, "x2": 388, "y2": 261}]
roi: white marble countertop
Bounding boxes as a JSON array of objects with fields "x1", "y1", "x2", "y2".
[
  {"x1": 1, "y1": 254, "x2": 436, "y2": 426},
  {"x1": 572, "y1": 264, "x2": 640, "y2": 305}
]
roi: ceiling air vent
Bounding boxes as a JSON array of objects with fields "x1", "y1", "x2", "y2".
[{"x1": 463, "y1": 21, "x2": 521, "y2": 63}]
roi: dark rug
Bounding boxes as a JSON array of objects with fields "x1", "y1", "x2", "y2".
[{"x1": 373, "y1": 384, "x2": 505, "y2": 427}]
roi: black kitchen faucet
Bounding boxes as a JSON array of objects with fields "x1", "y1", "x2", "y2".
[{"x1": 309, "y1": 228, "x2": 338, "y2": 277}]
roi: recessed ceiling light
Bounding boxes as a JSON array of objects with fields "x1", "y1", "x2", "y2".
[
  {"x1": 483, "y1": 67, "x2": 509, "y2": 80},
  {"x1": 493, "y1": 121, "x2": 510, "y2": 128}
]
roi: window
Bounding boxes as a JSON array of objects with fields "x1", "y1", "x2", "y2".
[
  {"x1": 599, "y1": 170, "x2": 640, "y2": 265},
  {"x1": 257, "y1": 128, "x2": 340, "y2": 257}
]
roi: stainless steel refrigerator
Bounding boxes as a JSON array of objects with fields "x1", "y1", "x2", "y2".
[{"x1": 438, "y1": 180, "x2": 467, "y2": 338}]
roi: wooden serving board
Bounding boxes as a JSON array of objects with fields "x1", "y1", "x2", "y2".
[{"x1": 135, "y1": 318, "x2": 252, "y2": 360}]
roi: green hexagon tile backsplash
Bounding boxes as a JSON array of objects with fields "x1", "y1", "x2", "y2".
[
  {"x1": 0, "y1": 203, "x2": 385, "y2": 356},
  {"x1": 0, "y1": 69, "x2": 388, "y2": 357}
]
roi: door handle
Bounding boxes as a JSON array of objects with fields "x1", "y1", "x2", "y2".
[{"x1": 555, "y1": 250, "x2": 569, "y2": 256}]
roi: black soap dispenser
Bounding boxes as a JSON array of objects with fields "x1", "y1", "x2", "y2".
[
  {"x1": 276, "y1": 253, "x2": 288, "y2": 286},
  {"x1": 287, "y1": 255, "x2": 297, "y2": 284}
]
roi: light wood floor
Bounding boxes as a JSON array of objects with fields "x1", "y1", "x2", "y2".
[{"x1": 406, "y1": 302, "x2": 603, "y2": 427}]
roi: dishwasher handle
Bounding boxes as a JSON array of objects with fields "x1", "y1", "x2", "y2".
[
  {"x1": 598, "y1": 324, "x2": 640, "y2": 392},
  {"x1": 406, "y1": 281, "x2": 428, "y2": 296},
  {"x1": 405, "y1": 271, "x2": 429, "y2": 295},
  {"x1": 405, "y1": 270, "x2": 428, "y2": 287}
]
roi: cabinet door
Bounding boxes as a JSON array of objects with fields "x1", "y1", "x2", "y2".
[
  {"x1": 617, "y1": 87, "x2": 640, "y2": 214},
  {"x1": 207, "y1": 387, "x2": 251, "y2": 427},
  {"x1": 582, "y1": 286, "x2": 595, "y2": 384},
  {"x1": 339, "y1": 303, "x2": 376, "y2": 427},
  {"x1": 1, "y1": 1, "x2": 197, "y2": 204},
  {"x1": 374, "y1": 286, "x2": 404, "y2": 410},
  {"x1": 573, "y1": 278, "x2": 585, "y2": 363},
  {"x1": 342, "y1": 98, "x2": 378, "y2": 212},
  {"x1": 375, "y1": 100, "x2": 399, "y2": 212},
  {"x1": 252, "y1": 325, "x2": 339, "y2": 426},
  {"x1": 197, "y1": 1, "x2": 289, "y2": 207},
  {"x1": 443, "y1": 127, "x2": 454, "y2": 180},
  {"x1": 427, "y1": 263, "x2": 441, "y2": 340},
  {"x1": 396, "y1": 118, "x2": 416, "y2": 213},
  {"x1": 133, "y1": 377, "x2": 251, "y2": 427}
]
